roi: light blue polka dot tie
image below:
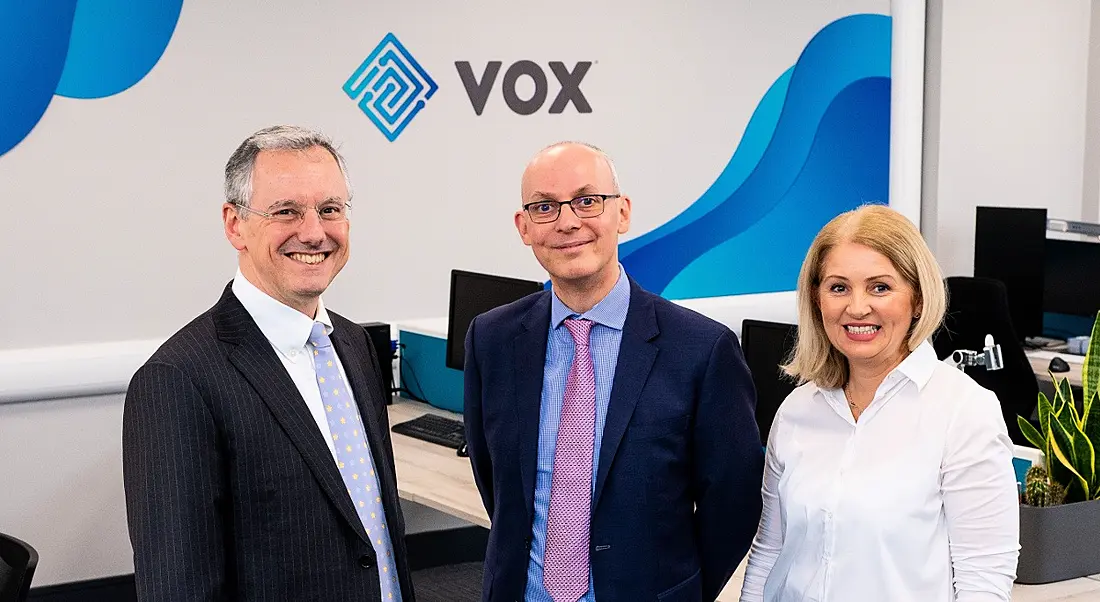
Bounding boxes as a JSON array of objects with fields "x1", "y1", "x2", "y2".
[{"x1": 310, "y1": 322, "x2": 402, "y2": 601}]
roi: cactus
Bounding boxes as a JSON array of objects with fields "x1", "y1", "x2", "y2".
[{"x1": 1024, "y1": 464, "x2": 1067, "y2": 507}]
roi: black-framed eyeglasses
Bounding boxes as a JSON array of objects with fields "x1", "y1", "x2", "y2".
[
  {"x1": 232, "y1": 200, "x2": 352, "y2": 224},
  {"x1": 522, "y1": 194, "x2": 621, "y2": 224}
]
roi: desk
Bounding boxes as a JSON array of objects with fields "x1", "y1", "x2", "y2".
[
  {"x1": 389, "y1": 397, "x2": 489, "y2": 529},
  {"x1": 1027, "y1": 350, "x2": 1084, "y2": 388},
  {"x1": 387, "y1": 398, "x2": 1100, "y2": 601}
]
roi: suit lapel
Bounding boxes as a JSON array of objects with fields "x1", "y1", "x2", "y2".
[
  {"x1": 593, "y1": 281, "x2": 658, "y2": 510},
  {"x1": 515, "y1": 292, "x2": 552, "y2": 524},
  {"x1": 331, "y1": 325, "x2": 386, "y2": 465},
  {"x1": 331, "y1": 325, "x2": 400, "y2": 516},
  {"x1": 213, "y1": 287, "x2": 369, "y2": 544}
]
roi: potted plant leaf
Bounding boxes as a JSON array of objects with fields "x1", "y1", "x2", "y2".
[{"x1": 1015, "y1": 311, "x2": 1100, "y2": 584}]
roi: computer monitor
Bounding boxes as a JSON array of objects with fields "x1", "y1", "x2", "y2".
[
  {"x1": 740, "y1": 319, "x2": 799, "y2": 445},
  {"x1": 446, "y1": 270, "x2": 545, "y2": 370},
  {"x1": 1043, "y1": 238, "x2": 1100, "y2": 337},
  {"x1": 973, "y1": 206, "x2": 1047, "y2": 339}
]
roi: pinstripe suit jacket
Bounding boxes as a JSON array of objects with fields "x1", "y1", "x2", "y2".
[{"x1": 122, "y1": 283, "x2": 414, "y2": 601}]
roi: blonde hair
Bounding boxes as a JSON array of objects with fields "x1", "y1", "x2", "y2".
[{"x1": 783, "y1": 204, "x2": 947, "y2": 388}]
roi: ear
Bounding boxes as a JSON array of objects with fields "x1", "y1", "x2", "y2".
[
  {"x1": 616, "y1": 195, "x2": 632, "y2": 235},
  {"x1": 514, "y1": 209, "x2": 534, "y2": 246},
  {"x1": 224, "y1": 203, "x2": 248, "y2": 251}
]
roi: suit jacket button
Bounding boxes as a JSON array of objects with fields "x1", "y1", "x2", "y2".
[{"x1": 359, "y1": 555, "x2": 374, "y2": 569}]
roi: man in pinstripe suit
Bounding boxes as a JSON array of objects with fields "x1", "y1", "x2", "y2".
[{"x1": 123, "y1": 125, "x2": 414, "y2": 601}]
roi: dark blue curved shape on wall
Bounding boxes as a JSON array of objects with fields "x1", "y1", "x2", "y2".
[
  {"x1": 665, "y1": 77, "x2": 890, "y2": 297},
  {"x1": 0, "y1": 1, "x2": 78, "y2": 157},
  {"x1": 621, "y1": 67, "x2": 794, "y2": 255},
  {"x1": 621, "y1": 13, "x2": 892, "y2": 298},
  {"x1": 0, "y1": 0, "x2": 183, "y2": 156}
]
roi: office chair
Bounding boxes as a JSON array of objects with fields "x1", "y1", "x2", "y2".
[
  {"x1": 0, "y1": 533, "x2": 38, "y2": 602},
  {"x1": 740, "y1": 319, "x2": 799, "y2": 446},
  {"x1": 931, "y1": 276, "x2": 1040, "y2": 446}
]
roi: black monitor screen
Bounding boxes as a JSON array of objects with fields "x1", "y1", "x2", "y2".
[
  {"x1": 446, "y1": 270, "x2": 544, "y2": 370},
  {"x1": 740, "y1": 319, "x2": 799, "y2": 445},
  {"x1": 973, "y1": 206, "x2": 1047, "y2": 339},
  {"x1": 1044, "y1": 238, "x2": 1100, "y2": 320}
]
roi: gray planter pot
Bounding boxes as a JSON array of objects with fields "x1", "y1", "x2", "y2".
[{"x1": 1017, "y1": 498, "x2": 1100, "y2": 584}]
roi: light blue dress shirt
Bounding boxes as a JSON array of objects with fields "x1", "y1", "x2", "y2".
[{"x1": 525, "y1": 266, "x2": 630, "y2": 602}]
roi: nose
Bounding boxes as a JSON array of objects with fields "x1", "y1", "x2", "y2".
[
  {"x1": 555, "y1": 203, "x2": 582, "y2": 231},
  {"x1": 296, "y1": 209, "x2": 327, "y2": 244},
  {"x1": 846, "y1": 290, "x2": 871, "y2": 318}
]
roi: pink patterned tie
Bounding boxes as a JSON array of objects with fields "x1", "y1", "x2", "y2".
[{"x1": 543, "y1": 318, "x2": 596, "y2": 602}]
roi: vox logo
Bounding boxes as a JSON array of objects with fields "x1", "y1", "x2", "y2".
[
  {"x1": 344, "y1": 33, "x2": 437, "y2": 142},
  {"x1": 454, "y1": 61, "x2": 593, "y2": 116}
]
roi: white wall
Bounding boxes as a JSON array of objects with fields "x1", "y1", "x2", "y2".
[
  {"x1": 924, "y1": 0, "x2": 1094, "y2": 275},
  {"x1": 1081, "y1": 1, "x2": 1100, "y2": 221},
  {"x1": 0, "y1": 394, "x2": 131, "y2": 586}
]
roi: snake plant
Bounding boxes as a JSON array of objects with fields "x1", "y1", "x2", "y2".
[{"x1": 1017, "y1": 312, "x2": 1100, "y2": 504}]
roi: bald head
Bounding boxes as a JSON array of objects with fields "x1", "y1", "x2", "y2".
[
  {"x1": 520, "y1": 141, "x2": 620, "y2": 205},
  {"x1": 514, "y1": 141, "x2": 632, "y2": 309}
]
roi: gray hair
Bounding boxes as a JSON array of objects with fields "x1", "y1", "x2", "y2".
[
  {"x1": 224, "y1": 125, "x2": 353, "y2": 214},
  {"x1": 535, "y1": 140, "x2": 621, "y2": 193}
]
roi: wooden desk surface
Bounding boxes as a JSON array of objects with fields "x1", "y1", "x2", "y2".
[
  {"x1": 1027, "y1": 352, "x2": 1084, "y2": 388},
  {"x1": 387, "y1": 398, "x2": 1100, "y2": 600},
  {"x1": 389, "y1": 397, "x2": 489, "y2": 529}
]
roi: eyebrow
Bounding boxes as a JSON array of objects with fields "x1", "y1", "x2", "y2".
[
  {"x1": 527, "y1": 185, "x2": 599, "y2": 203},
  {"x1": 822, "y1": 273, "x2": 897, "y2": 282},
  {"x1": 268, "y1": 196, "x2": 346, "y2": 207}
]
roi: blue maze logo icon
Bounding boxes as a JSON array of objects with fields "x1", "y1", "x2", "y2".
[{"x1": 344, "y1": 33, "x2": 438, "y2": 142}]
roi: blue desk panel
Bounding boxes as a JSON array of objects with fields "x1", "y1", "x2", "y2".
[{"x1": 399, "y1": 330, "x2": 464, "y2": 413}]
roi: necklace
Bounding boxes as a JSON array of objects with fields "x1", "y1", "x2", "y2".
[{"x1": 843, "y1": 384, "x2": 858, "y2": 410}]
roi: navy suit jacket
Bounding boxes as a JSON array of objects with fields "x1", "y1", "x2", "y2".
[{"x1": 463, "y1": 278, "x2": 764, "y2": 602}]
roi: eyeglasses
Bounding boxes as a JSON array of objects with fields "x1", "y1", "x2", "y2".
[
  {"x1": 522, "y1": 194, "x2": 620, "y2": 224},
  {"x1": 233, "y1": 200, "x2": 352, "y2": 224}
]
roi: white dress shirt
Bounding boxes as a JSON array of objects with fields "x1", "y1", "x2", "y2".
[
  {"x1": 232, "y1": 269, "x2": 353, "y2": 462},
  {"x1": 740, "y1": 341, "x2": 1020, "y2": 602}
]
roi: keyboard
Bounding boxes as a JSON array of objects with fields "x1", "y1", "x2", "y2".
[{"x1": 392, "y1": 413, "x2": 466, "y2": 450}]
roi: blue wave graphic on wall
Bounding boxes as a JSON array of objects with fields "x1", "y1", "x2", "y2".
[
  {"x1": 0, "y1": 0, "x2": 183, "y2": 156},
  {"x1": 621, "y1": 13, "x2": 892, "y2": 298}
]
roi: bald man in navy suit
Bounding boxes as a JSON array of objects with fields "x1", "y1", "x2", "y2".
[{"x1": 464, "y1": 142, "x2": 764, "y2": 602}]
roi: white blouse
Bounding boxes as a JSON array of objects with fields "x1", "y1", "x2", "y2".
[{"x1": 740, "y1": 341, "x2": 1020, "y2": 602}]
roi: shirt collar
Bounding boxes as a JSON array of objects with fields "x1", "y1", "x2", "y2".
[
  {"x1": 894, "y1": 339, "x2": 938, "y2": 391},
  {"x1": 819, "y1": 339, "x2": 940, "y2": 400},
  {"x1": 550, "y1": 264, "x2": 630, "y2": 331},
  {"x1": 231, "y1": 268, "x2": 335, "y2": 356}
]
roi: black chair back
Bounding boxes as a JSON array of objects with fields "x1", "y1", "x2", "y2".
[
  {"x1": 931, "y1": 276, "x2": 1039, "y2": 445},
  {"x1": 0, "y1": 533, "x2": 38, "y2": 602},
  {"x1": 741, "y1": 319, "x2": 799, "y2": 445}
]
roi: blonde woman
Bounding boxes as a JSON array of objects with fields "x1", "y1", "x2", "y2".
[{"x1": 740, "y1": 205, "x2": 1020, "y2": 602}]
